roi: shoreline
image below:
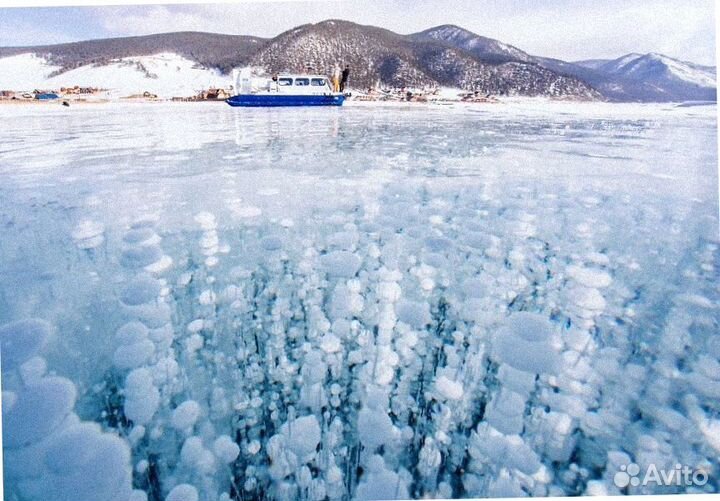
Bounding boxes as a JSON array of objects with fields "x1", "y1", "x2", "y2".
[
  {"x1": 0, "y1": 96, "x2": 599, "y2": 107},
  {"x1": 0, "y1": 96, "x2": 714, "y2": 108},
  {"x1": 0, "y1": 89, "x2": 606, "y2": 107}
]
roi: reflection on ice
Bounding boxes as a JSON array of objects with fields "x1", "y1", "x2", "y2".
[{"x1": 0, "y1": 101, "x2": 718, "y2": 500}]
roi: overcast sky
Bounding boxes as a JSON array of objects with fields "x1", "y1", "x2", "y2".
[{"x1": 0, "y1": 0, "x2": 716, "y2": 65}]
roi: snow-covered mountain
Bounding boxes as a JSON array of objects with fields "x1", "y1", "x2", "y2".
[
  {"x1": 0, "y1": 21, "x2": 599, "y2": 99},
  {"x1": 0, "y1": 31, "x2": 265, "y2": 74},
  {"x1": 0, "y1": 20, "x2": 715, "y2": 101},
  {"x1": 418, "y1": 26, "x2": 716, "y2": 102},
  {"x1": 570, "y1": 53, "x2": 717, "y2": 102},
  {"x1": 411, "y1": 24, "x2": 532, "y2": 63},
  {"x1": 601, "y1": 53, "x2": 715, "y2": 86},
  {"x1": 247, "y1": 20, "x2": 598, "y2": 98},
  {"x1": 572, "y1": 58, "x2": 615, "y2": 71},
  {"x1": 588, "y1": 53, "x2": 644, "y2": 74}
]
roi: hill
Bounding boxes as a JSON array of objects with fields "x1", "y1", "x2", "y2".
[
  {"x1": 0, "y1": 21, "x2": 599, "y2": 99},
  {"x1": 0, "y1": 20, "x2": 714, "y2": 101},
  {"x1": 246, "y1": 20, "x2": 598, "y2": 97},
  {"x1": 415, "y1": 25, "x2": 716, "y2": 102},
  {"x1": 0, "y1": 32, "x2": 266, "y2": 75}
]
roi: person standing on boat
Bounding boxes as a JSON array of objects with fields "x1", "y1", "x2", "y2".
[
  {"x1": 340, "y1": 64, "x2": 350, "y2": 92},
  {"x1": 332, "y1": 65, "x2": 341, "y2": 93}
]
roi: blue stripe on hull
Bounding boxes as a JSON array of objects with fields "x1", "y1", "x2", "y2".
[{"x1": 226, "y1": 94, "x2": 345, "y2": 107}]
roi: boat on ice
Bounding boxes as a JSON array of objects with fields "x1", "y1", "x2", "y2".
[{"x1": 227, "y1": 68, "x2": 345, "y2": 107}]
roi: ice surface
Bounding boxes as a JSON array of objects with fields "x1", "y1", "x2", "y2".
[
  {"x1": 72, "y1": 220, "x2": 105, "y2": 249},
  {"x1": 0, "y1": 101, "x2": 718, "y2": 500},
  {"x1": 355, "y1": 455, "x2": 410, "y2": 500},
  {"x1": 493, "y1": 313, "x2": 560, "y2": 375},
  {"x1": 320, "y1": 250, "x2": 362, "y2": 277},
  {"x1": 358, "y1": 406, "x2": 397, "y2": 450},
  {"x1": 171, "y1": 400, "x2": 201, "y2": 430},
  {"x1": 21, "y1": 422, "x2": 133, "y2": 501},
  {"x1": 120, "y1": 275, "x2": 163, "y2": 306},
  {"x1": 123, "y1": 368, "x2": 160, "y2": 425},
  {"x1": 435, "y1": 375, "x2": 465, "y2": 400},
  {"x1": 166, "y1": 484, "x2": 199, "y2": 501},
  {"x1": 112, "y1": 338, "x2": 155, "y2": 369},
  {"x1": 213, "y1": 435, "x2": 241, "y2": 463},
  {"x1": 2, "y1": 376, "x2": 77, "y2": 448},
  {"x1": 0, "y1": 318, "x2": 51, "y2": 371},
  {"x1": 1, "y1": 317, "x2": 134, "y2": 500},
  {"x1": 180, "y1": 436, "x2": 215, "y2": 473},
  {"x1": 279, "y1": 415, "x2": 321, "y2": 462},
  {"x1": 116, "y1": 321, "x2": 150, "y2": 344}
]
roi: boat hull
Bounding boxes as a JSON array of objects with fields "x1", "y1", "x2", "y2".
[{"x1": 226, "y1": 93, "x2": 345, "y2": 107}]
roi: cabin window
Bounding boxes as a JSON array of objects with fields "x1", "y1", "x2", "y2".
[
  {"x1": 277, "y1": 78, "x2": 293, "y2": 86},
  {"x1": 311, "y1": 78, "x2": 327, "y2": 86},
  {"x1": 294, "y1": 78, "x2": 310, "y2": 86}
]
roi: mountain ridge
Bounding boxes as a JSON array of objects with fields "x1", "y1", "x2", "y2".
[
  {"x1": 0, "y1": 20, "x2": 715, "y2": 101},
  {"x1": 411, "y1": 24, "x2": 532, "y2": 64},
  {"x1": 412, "y1": 24, "x2": 716, "y2": 102},
  {"x1": 0, "y1": 32, "x2": 268, "y2": 75}
]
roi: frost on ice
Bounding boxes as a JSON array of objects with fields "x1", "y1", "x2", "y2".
[{"x1": 1, "y1": 103, "x2": 718, "y2": 500}]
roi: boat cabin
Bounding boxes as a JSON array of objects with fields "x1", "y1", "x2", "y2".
[
  {"x1": 228, "y1": 68, "x2": 345, "y2": 106},
  {"x1": 233, "y1": 69, "x2": 335, "y2": 96}
]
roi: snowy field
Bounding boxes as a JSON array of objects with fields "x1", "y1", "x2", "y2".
[
  {"x1": 0, "y1": 101, "x2": 718, "y2": 501},
  {"x1": 0, "y1": 53, "x2": 229, "y2": 98}
]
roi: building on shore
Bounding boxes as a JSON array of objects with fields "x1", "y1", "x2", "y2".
[
  {"x1": 60, "y1": 86, "x2": 101, "y2": 95},
  {"x1": 198, "y1": 88, "x2": 231, "y2": 100}
]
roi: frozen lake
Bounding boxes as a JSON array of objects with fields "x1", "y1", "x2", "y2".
[{"x1": 1, "y1": 101, "x2": 718, "y2": 501}]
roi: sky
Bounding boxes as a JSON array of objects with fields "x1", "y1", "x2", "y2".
[{"x1": 0, "y1": 0, "x2": 716, "y2": 65}]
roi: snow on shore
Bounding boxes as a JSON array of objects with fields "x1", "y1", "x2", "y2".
[
  {"x1": 0, "y1": 53, "x2": 474, "y2": 102},
  {"x1": 0, "y1": 52, "x2": 229, "y2": 98}
]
